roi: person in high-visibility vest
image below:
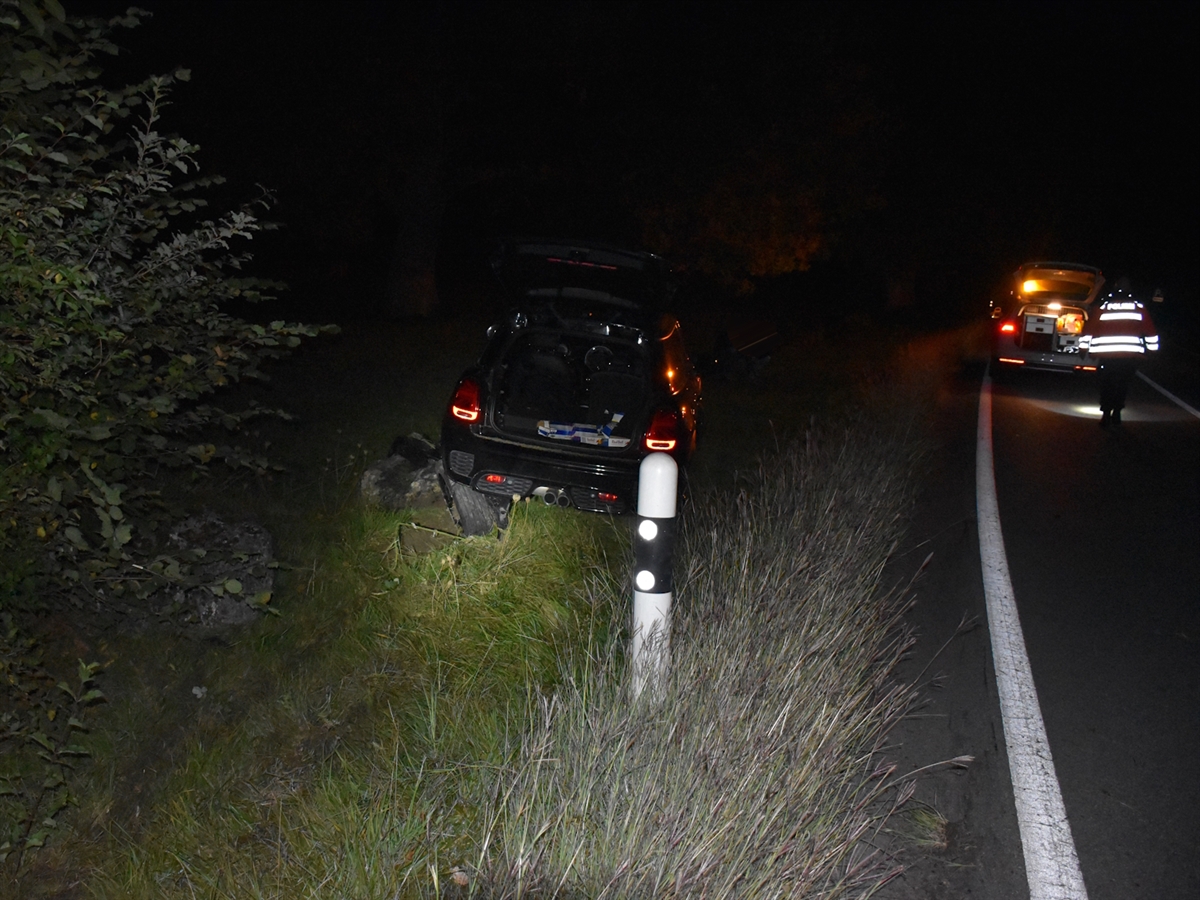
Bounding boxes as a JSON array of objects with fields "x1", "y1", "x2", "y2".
[{"x1": 1080, "y1": 289, "x2": 1160, "y2": 426}]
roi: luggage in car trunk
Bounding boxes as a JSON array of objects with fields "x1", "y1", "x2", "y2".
[{"x1": 493, "y1": 333, "x2": 645, "y2": 449}]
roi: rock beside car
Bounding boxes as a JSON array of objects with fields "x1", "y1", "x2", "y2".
[
  {"x1": 359, "y1": 432, "x2": 462, "y2": 552},
  {"x1": 359, "y1": 433, "x2": 445, "y2": 510}
]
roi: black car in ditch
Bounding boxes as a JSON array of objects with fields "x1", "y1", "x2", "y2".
[{"x1": 440, "y1": 240, "x2": 702, "y2": 535}]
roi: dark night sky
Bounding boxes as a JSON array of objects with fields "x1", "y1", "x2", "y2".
[{"x1": 73, "y1": 1, "x2": 1198, "y2": 324}]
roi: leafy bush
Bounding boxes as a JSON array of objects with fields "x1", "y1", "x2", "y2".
[{"x1": 0, "y1": 0, "x2": 329, "y2": 609}]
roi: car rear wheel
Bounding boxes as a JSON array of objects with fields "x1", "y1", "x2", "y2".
[{"x1": 447, "y1": 479, "x2": 505, "y2": 536}]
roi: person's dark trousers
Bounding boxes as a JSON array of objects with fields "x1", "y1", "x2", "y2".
[{"x1": 1099, "y1": 358, "x2": 1139, "y2": 423}]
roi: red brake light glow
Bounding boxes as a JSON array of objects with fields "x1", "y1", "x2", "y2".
[
  {"x1": 1000, "y1": 321, "x2": 1017, "y2": 333},
  {"x1": 644, "y1": 408, "x2": 679, "y2": 451},
  {"x1": 598, "y1": 491, "x2": 619, "y2": 503},
  {"x1": 484, "y1": 473, "x2": 505, "y2": 484},
  {"x1": 450, "y1": 378, "x2": 482, "y2": 422}
]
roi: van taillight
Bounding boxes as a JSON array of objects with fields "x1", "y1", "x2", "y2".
[
  {"x1": 450, "y1": 378, "x2": 482, "y2": 422},
  {"x1": 644, "y1": 408, "x2": 679, "y2": 451},
  {"x1": 999, "y1": 321, "x2": 1017, "y2": 334}
]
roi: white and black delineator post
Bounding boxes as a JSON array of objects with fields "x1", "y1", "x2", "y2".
[{"x1": 631, "y1": 452, "x2": 678, "y2": 700}]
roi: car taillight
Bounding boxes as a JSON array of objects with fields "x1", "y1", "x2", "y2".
[
  {"x1": 999, "y1": 321, "x2": 1017, "y2": 334},
  {"x1": 644, "y1": 408, "x2": 679, "y2": 452},
  {"x1": 598, "y1": 491, "x2": 619, "y2": 503},
  {"x1": 450, "y1": 377, "x2": 482, "y2": 422}
]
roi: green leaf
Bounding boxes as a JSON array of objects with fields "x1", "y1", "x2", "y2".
[
  {"x1": 31, "y1": 408, "x2": 73, "y2": 431},
  {"x1": 21, "y1": 3, "x2": 46, "y2": 37},
  {"x1": 63, "y1": 527, "x2": 89, "y2": 551},
  {"x1": 113, "y1": 523, "x2": 132, "y2": 547},
  {"x1": 224, "y1": 578, "x2": 242, "y2": 595}
]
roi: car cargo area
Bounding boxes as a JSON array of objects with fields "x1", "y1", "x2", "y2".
[
  {"x1": 1018, "y1": 304, "x2": 1087, "y2": 354},
  {"x1": 493, "y1": 331, "x2": 648, "y2": 449}
]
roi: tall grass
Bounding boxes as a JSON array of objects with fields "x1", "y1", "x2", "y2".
[{"x1": 461, "y1": 413, "x2": 925, "y2": 898}]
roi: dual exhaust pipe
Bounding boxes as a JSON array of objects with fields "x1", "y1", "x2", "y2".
[{"x1": 534, "y1": 486, "x2": 572, "y2": 508}]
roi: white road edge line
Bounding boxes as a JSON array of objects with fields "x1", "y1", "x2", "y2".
[
  {"x1": 1137, "y1": 371, "x2": 1200, "y2": 420},
  {"x1": 977, "y1": 371, "x2": 1089, "y2": 900}
]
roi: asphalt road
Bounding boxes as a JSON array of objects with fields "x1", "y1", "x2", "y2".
[{"x1": 877, "y1": 350, "x2": 1200, "y2": 900}]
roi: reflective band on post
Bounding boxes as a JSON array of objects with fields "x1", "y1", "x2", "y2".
[{"x1": 634, "y1": 515, "x2": 675, "y2": 594}]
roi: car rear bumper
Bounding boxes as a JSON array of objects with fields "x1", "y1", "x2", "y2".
[
  {"x1": 442, "y1": 425, "x2": 641, "y2": 514},
  {"x1": 993, "y1": 337, "x2": 1096, "y2": 374}
]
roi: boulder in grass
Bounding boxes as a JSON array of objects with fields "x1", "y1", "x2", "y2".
[
  {"x1": 360, "y1": 454, "x2": 419, "y2": 509},
  {"x1": 360, "y1": 433, "x2": 447, "y2": 510}
]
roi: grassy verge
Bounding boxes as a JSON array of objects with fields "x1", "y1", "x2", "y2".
[{"x1": 6, "y1": 318, "x2": 970, "y2": 898}]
